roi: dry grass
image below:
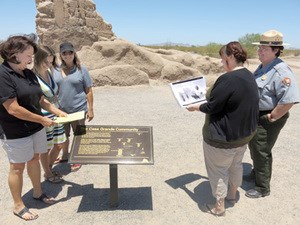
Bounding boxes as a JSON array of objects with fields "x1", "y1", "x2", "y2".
[{"x1": 144, "y1": 44, "x2": 300, "y2": 59}]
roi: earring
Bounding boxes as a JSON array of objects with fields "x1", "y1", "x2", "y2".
[{"x1": 15, "y1": 56, "x2": 20, "y2": 63}]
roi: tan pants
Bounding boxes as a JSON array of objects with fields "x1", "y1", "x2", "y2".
[{"x1": 203, "y1": 141, "x2": 246, "y2": 200}]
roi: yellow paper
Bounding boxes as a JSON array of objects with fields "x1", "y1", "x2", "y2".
[{"x1": 54, "y1": 111, "x2": 85, "y2": 124}]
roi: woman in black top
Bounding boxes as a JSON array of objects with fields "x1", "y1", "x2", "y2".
[
  {"x1": 0, "y1": 35, "x2": 66, "y2": 221},
  {"x1": 187, "y1": 42, "x2": 259, "y2": 216}
]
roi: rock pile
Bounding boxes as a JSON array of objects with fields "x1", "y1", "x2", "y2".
[
  {"x1": 35, "y1": 0, "x2": 223, "y2": 86},
  {"x1": 78, "y1": 39, "x2": 223, "y2": 86},
  {"x1": 35, "y1": 0, "x2": 115, "y2": 52}
]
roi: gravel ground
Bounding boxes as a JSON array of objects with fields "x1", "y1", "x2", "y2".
[{"x1": 1, "y1": 69, "x2": 300, "y2": 225}]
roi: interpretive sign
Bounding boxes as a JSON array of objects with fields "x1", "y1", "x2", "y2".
[{"x1": 69, "y1": 125, "x2": 154, "y2": 165}]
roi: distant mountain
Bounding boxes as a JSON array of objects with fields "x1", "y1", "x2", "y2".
[{"x1": 142, "y1": 42, "x2": 194, "y2": 47}]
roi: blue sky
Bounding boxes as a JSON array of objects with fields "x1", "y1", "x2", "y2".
[{"x1": 1, "y1": 0, "x2": 300, "y2": 48}]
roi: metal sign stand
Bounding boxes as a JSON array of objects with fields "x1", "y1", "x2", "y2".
[
  {"x1": 109, "y1": 164, "x2": 118, "y2": 207},
  {"x1": 69, "y1": 125, "x2": 154, "y2": 207}
]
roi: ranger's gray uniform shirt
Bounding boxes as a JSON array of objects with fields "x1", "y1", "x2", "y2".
[{"x1": 254, "y1": 58, "x2": 300, "y2": 110}]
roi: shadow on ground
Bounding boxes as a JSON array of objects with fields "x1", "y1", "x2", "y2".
[
  {"x1": 165, "y1": 167, "x2": 255, "y2": 213},
  {"x1": 241, "y1": 162, "x2": 255, "y2": 191},
  {"x1": 165, "y1": 173, "x2": 214, "y2": 212},
  {"x1": 22, "y1": 162, "x2": 153, "y2": 212}
]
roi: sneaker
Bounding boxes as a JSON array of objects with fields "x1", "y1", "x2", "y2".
[{"x1": 245, "y1": 189, "x2": 270, "y2": 198}]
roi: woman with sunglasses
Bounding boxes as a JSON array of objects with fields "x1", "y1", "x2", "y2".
[{"x1": 53, "y1": 42, "x2": 94, "y2": 172}]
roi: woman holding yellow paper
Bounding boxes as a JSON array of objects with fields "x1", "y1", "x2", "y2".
[
  {"x1": 33, "y1": 45, "x2": 66, "y2": 183},
  {"x1": 0, "y1": 35, "x2": 64, "y2": 221}
]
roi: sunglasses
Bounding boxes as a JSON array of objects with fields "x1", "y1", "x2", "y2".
[{"x1": 62, "y1": 51, "x2": 74, "y2": 56}]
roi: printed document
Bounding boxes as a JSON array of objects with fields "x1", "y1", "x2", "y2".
[
  {"x1": 170, "y1": 76, "x2": 207, "y2": 107},
  {"x1": 54, "y1": 111, "x2": 85, "y2": 124}
]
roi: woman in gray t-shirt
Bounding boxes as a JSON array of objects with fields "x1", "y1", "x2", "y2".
[{"x1": 53, "y1": 42, "x2": 94, "y2": 172}]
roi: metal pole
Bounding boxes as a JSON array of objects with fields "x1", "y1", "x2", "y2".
[{"x1": 109, "y1": 164, "x2": 118, "y2": 207}]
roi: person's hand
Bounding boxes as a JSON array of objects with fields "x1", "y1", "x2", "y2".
[
  {"x1": 87, "y1": 110, "x2": 94, "y2": 122},
  {"x1": 57, "y1": 110, "x2": 68, "y2": 117},
  {"x1": 41, "y1": 116, "x2": 55, "y2": 127},
  {"x1": 267, "y1": 113, "x2": 276, "y2": 122},
  {"x1": 186, "y1": 103, "x2": 201, "y2": 112}
]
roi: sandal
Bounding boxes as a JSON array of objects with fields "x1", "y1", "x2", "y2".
[
  {"x1": 13, "y1": 207, "x2": 38, "y2": 221},
  {"x1": 51, "y1": 170, "x2": 63, "y2": 177},
  {"x1": 33, "y1": 193, "x2": 56, "y2": 204},
  {"x1": 54, "y1": 156, "x2": 68, "y2": 164},
  {"x1": 70, "y1": 164, "x2": 81, "y2": 172},
  {"x1": 45, "y1": 174, "x2": 64, "y2": 183},
  {"x1": 205, "y1": 204, "x2": 226, "y2": 217}
]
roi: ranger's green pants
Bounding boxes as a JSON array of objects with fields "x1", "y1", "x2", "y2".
[{"x1": 248, "y1": 111, "x2": 289, "y2": 194}]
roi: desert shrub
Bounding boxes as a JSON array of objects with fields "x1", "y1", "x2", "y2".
[
  {"x1": 144, "y1": 32, "x2": 299, "y2": 58},
  {"x1": 202, "y1": 42, "x2": 223, "y2": 58},
  {"x1": 238, "y1": 33, "x2": 260, "y2": 58},
  {"x1": 282, "y1": 49, "x2": 300, "y2": 57},
  {"x1": 145, "y1": 44, "x2": 299, "y2": 59}
]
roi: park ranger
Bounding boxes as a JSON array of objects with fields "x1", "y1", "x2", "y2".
[{"x1": 245, "y1": 30, "x2": 300, "y2": 198}]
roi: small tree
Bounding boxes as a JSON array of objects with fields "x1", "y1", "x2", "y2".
[
  {"x1": 238, "y1": 33, "x2": 260, "y2": 47},
  {"x1": 205, "y1": 42, "x2": 223, "y2": 58},
  {"x1": 238, "y1": 33, "x2": 260, "y2": 58}
]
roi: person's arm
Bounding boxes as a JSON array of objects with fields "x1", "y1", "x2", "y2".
[
  {"x1": 186, "y1": 103, "x2": 202, "y2": 111},
  {"x1": 268, "y1": 67, "x2": 299, "y2": 121},
  {"x1": 187, "y1": 76, "x2": 231, "y2": 114},
  {"x1": 85, "y1": 87, "x2": 94, "y2": 121},
  {"x1": 267, "y1": 103, "x2": 293, "y2": 122},
  {"x1": 3, "y1": 98, "x2": 54, "y2": 127},
  {"x1": 39, "y1": 96, "x2": 67, "y2": 117}
]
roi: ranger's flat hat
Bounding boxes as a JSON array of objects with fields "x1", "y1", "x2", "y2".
[{"x1": 252, "y1": 30, "x2": 289, "y2": 46}]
